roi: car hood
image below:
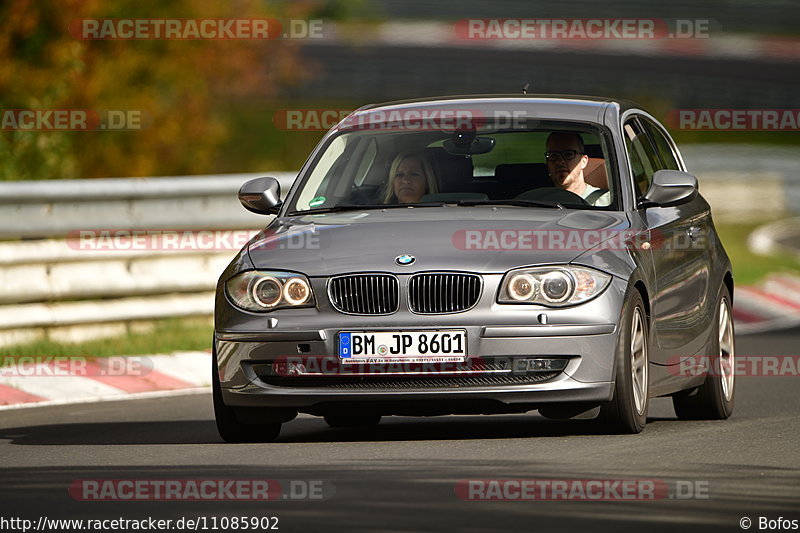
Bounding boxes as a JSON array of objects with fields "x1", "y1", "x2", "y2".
[{"x1": 247, "y1": 207, "x2": 631, "y2": 276}]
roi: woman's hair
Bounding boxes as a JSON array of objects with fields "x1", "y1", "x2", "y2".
[{"x1": 382, "y1": 152, "x2": 438, "y2": 203}]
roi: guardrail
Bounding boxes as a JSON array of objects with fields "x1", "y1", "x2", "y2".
[
  {"x1": 0, "y1": 172, "x2": 295, "y2": 346},
  {"x1": 680, "y1": 144, "x2": 800, "y2": 221},
  {"x1": 0, "y1": 172, "x2": 296, "y2": 240},
  {"x1": 1, "y1": 145, "x2": 798, "y2": 347}
]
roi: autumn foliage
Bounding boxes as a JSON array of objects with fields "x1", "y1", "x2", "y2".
[{"x1": 0, "y1": 0, "x2": 312, "y2": 179}]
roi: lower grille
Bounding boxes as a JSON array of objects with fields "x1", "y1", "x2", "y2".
[{"x1": 257, "y1": 372, "x2": 560, "y2": 389}]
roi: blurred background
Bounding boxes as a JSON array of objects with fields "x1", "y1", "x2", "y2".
[{"x1": 1, "y1": 0, "x2": 799, "y2": 359}]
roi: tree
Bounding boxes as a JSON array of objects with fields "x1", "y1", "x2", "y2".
[{"x1": 0, "y1": 0, "x2": 311, "y2": 179}]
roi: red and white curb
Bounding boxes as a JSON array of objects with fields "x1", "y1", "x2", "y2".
[
  {"x1": 734, "y1": 273, "x2": 800, "y2": 334},
  {"x1": 748, "y1": 218, "x2": 800, "y2": 261},
  {"x1": 0, "y1": 351, "x2": 211, "y2": 410}
]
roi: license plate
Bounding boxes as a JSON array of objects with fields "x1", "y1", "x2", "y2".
[{"x1": 339, "y1": 330, "x2": 467, "y2": 363}]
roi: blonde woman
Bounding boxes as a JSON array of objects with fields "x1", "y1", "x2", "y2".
[{"x1": 383, "y1": 152, "x2": 438, "y2": 204}]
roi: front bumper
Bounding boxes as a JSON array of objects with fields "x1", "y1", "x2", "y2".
[{"x1": 214, "y1": 275, "x2": 627, "y2": 411}]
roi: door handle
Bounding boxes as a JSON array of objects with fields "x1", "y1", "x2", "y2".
[{"x1": 686, "y1": 226, "x2": 702, "y2": 240}]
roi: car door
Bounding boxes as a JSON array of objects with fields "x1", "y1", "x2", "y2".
[{"x1": 623, "y1": 114, "x2": 712, "y2": 362}]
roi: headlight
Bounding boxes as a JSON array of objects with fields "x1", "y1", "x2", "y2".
[
  {"x1": 498, "y1": 266, "x2": 611, "y2": 307},
  {"x1": 507, "y1": 273, "x2": 538, "y2": 301},
  {"x1": 253, "y1": 276, "x2": 282, "y2": 307},
  {"x1": 283, "y1": 277, "x2": 311, "y2": 305},
  {"x1": 540, "y1": 271, "x2": 573, "y2": 303},
  {"x1": 225, "y1": 271, "x2": 314, "y2": 312}
]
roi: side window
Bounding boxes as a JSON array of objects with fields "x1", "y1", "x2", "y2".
[
  {"x1": 641, "y1": 118, "x2": 680, "y2": 171},
  {"x1": 623, "y1": 118, "x2": 661, "y2": 197}
]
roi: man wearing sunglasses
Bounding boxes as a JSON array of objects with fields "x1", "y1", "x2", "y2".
[{"x1": 545, "y1": 132, "x2": 611, "y2": 206}]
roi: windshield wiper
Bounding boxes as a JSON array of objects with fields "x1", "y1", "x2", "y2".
[
  {"x1": 288, "y1": 202, "x2": 446, "y2": 216},
  {"x1": 455, "y1": 199, "x2": 564, "y2": 209}
]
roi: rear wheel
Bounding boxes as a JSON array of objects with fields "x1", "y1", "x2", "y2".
[
  {"x1": 213, "y1": 350, "x2": 281, "y2": 443},
  {"x1": 599, "y1": 289, "x2": 649, "y2": 434},
  {"x1": 324, "y1": 413, "x2": 382, "y2": 428},
  {"x1": 672, "y1": 286, "x2": 735, "y2": 420}
]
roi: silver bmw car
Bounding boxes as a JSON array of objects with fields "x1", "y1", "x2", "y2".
[{"x1": 213, "y1": 95, "x2": 735, "y2": 442}]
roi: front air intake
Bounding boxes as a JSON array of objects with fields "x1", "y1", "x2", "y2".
[
  {"x1": 408, "y1": 272, "x2": 482, "y2": 314},
  {"x1": 328, "y1": 274, "x2": 399, "y2": 315}
]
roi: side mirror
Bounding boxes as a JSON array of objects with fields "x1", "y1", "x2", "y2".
[
  {"x1": 238, "y1": 177, "x2": 282, "y2": 215},
  {"x1": 639, "y1": 170, "x2": 698, "y2": 208}
]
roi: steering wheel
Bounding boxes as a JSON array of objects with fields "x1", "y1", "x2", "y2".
[{"x1": 515, "y1": 187, "x2": 589, "y2": 207}]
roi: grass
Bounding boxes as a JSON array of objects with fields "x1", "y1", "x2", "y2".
[
  {"x1": 715, "y1": 221, "x2": 800, "y2": 286},
  {"x1": 1, "y1": 317, "x2": 212, "y2": 364}
]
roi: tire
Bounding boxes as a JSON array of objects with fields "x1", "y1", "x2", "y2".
[
  {"x1": 672, "y1": 285, "x2": 735, "y2": 420},
  {"x1": 599, "y1": 289, "x2": 649, "y2": 434},
  {"x1": 324, "y1": 413, "x2": 382, "y2": 428},
  {"x1": 213, "y1": 349, "x2": 281, "y2": 443}
]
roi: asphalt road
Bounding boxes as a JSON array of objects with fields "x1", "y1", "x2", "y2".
[{"x1": 1, "y1": 329, "x2": 799, "y2": 533}]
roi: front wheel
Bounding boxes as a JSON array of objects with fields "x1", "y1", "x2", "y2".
[
  {"x1": 672, "y1": 285, "x2": 735, "y2": 420},
  {"x1": 213, "y1": 350, "x2": 281, "y2": 443},
  {"x1": 598, "y1": 289, "x2": 649, "y2": 434}
]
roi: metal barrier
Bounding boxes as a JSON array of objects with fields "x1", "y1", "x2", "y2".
[
  {"x1": 0, "y1": 172, "x2": 296, "y2": 240},
  {"x1": 0, "y1": 172, "x2": 295, "y2": 346}
]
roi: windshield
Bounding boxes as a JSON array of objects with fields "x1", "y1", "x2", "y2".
[{"x1": 287, "y1": 118, "x2": 619, "y2": 214}]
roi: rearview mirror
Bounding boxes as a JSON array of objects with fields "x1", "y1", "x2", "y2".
[
  {"x1": 443, "y1": 131, "x2": 495, "y2": 156},
  {"x1": 238, "y1": 177, "x2": 282, "y2": 215},
  {"x1": 639, "y1": 170, "x2": 698, "y2": 208}
]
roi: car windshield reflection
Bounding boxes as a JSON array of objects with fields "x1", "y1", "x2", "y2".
[{"x1": 288, "y1": 120, "x2": 618, "y2": 214}]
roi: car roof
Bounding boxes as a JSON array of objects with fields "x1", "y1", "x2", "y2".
[
  {"x1": 363, "y1": 94, "x2": 642, "y2": 112},
  {"x1": 344, "y1": 94, "x2": 645, "y2": 127}
]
